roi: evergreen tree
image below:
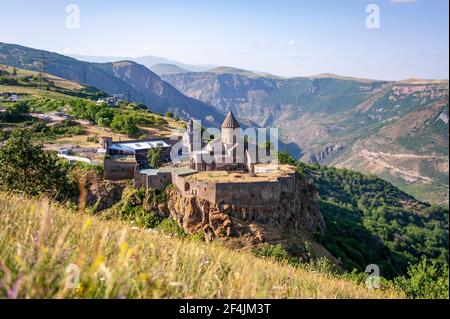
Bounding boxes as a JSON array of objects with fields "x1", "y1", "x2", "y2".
[{"x1": 147, "y1": 144, "x2": 164, "y2": 169}]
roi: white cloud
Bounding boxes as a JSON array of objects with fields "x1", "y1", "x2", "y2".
[
  {"x1": 259, "y1": 41, "x2": 268, "y2": 48},
  {"x1": 288, "y1": 53, "x2": 299, "y2": 59},
  {"x1": 288, "y1": 40, "x2": 296, "y2": 46}
]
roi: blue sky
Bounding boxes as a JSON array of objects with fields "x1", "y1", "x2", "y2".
[{"x1": 0, "y1": 0, "x2": 448, "y2": 80}]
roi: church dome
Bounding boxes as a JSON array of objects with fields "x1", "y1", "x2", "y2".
[{"x1": 221, "y1": 111, "x2": 240, "y2": 128}]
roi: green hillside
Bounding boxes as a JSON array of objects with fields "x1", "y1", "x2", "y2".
[{"x1": 279, "y1": 152, "x2": 448, "y2": 281}]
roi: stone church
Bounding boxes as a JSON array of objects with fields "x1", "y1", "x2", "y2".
[{"x1": 185, "y1": 111, "x2": 262, "y2": 172}]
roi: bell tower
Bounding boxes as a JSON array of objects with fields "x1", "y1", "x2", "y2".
[
  {"x1": 183, "y1": 119, "x2": 194, "y2": 153},
  {"x1": 221, "y1": 111, "x2": 241, "y2": 146}
]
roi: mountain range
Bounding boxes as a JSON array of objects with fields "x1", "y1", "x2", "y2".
[
  {"x1": 1, "y1": 42, "x2": 448, "y2": 204},
  {"x1": 162, "y1": 70, "x2": 449, "y2": 204},
  {"x1": 0, "y1": 42, "x2": 224, "y2": 126},
  {"x1": 69, "y1": 53, "x2": 214, "y2": 73}
]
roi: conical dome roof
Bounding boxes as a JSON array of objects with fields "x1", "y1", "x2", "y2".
[{"x1": 221, "y1": 111, "x2": 240, "y2": 128}]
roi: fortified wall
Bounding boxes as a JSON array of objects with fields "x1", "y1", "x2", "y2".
[
  {"x1": 104, "y1": 159, "x2": 136, "y2": 181},
  {"x1": 133, "y1": 165, "x2": 325, "y2": 240}
]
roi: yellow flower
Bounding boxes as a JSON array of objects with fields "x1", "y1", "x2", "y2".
[
  {"x1": 138, "y1": 273, "x2": 149, "y2": 283},
  {"x1": 75, "y1": 283, "x2": 84, "y2": 296},
  {"x1": 92, "y1": 255, "x2": 105, "y2": 271},
  {"x1": 82, "y1": 218, "x2": 92, "y2": 232}
]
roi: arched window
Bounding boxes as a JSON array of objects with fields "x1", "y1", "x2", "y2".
[{"x1": 184, "y1": 182, "x2": 190, "y2": 192}]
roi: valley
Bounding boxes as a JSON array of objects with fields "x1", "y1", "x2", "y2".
[
  {"x1": 162, "y1": 70, "x2": 449, "y2": 204},
  {"x1": 0, "y1": 59, "x2": 448, "y2": 299}
]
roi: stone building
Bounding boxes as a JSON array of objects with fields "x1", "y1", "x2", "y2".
[
  {"x1": 186, "y1": 111, "x2": 261, "y2": 172},
  {"x1": 101, "y1": 137, "x2": 174, "y2": 180}
]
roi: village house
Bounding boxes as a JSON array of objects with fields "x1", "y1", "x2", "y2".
[{"x1": 100, "y1": 137, "x2": 174, "y2": 180}]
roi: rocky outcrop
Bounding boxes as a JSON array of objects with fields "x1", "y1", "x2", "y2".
[
  {"x1": 307, "y1": 143, "x2": 346, "y2": 164},
  {"x1": 76, "y1": 169, "x2": 128, "y2": 213},
  {"x1": 165, "y1": 174, "x2": 325, "y2": 244}
]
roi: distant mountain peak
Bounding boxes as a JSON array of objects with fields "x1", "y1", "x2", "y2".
[
  {"x1": 208, "y1": 66, "x2": 282, "y2": 79},
  {"x1": 308, "y1": 73, "x2": 384, "y2": 83},
  {"x1": 148, "y1": 63, "x2": 189, "y2": 75}
]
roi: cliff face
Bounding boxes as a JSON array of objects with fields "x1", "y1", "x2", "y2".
[
  {"x1": 75, "y1": 169, "x2": 128, "y2": 213},
  {"x1": 165, "y1": 174, "x2": 325, "y2": 244}
]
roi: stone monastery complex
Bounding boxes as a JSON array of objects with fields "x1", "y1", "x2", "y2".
[{"x1": 100, "y1": 111, "x2": 298, "y2": 207}]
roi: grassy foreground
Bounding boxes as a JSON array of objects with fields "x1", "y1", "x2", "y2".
[{"x1": 0, "y1": 193, "x2": 403, "y2": 299}]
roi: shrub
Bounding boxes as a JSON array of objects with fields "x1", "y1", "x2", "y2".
[
  {"x1": 0, "y1": 101, "x2": 30, "y2": 123},
  {"x1": 147, "y1": 144, "x2": 164, "y2": 168},
  {"x1": 0, "y1": 128, "x2": 77, "y2": 202},
  {"x1": 395, "y1": 258, "x2": 449, "y2": 299},
  {"x1": 165, "y1": 111, "x2": 174, "y2": 118},
  {"x1": 157, "y1": 218, "x2": 186, "y2": 237},
  {"x1": 253, "y1": 244, "x2": 296, "y2": 264},
  {"x1": 110, "y1": 114, "x2": 139, "y2": 136}
]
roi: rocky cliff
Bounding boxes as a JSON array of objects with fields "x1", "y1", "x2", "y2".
[{"x1": 165, "y1": 173, "x2": 325, "y2": 245}]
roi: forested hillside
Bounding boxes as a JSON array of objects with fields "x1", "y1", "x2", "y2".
[{"x1": 279, "y1": 152, "x2": 448, "y2": 281}]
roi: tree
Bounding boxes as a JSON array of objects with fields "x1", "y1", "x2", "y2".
[
  {"x1": 147, "y1": 144, "x2": 164, "y2": 169},
  {"x1": 110, "y1": 114, "x2": 139, "y2": 136},
  {"x1": 0, "y1": 129, "x2": 77, "y2": 202},
  {"x1": 12, "y1": 67, "x2": 17, "y2": 76},
  {"x1": 165, "y1": 111, "x2": 174, "y2": 118},
  {"x1": 97, "y1": 117, "x2": 111, "y2": 127},
  {"x1": 0, "y1": 101, "x2": 29, "y2": 123},
  {"x1": 278, "y1": 151, "x2": 296, "y2": 165},
  {"x1": 395, "y1": 258, "x2": 449, "y2": 299}
]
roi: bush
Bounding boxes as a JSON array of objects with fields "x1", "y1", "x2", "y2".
[
  {"x1": 86, "y1": 135, "x2": 99, "y2": 143},
  {"x1": 110, "y1": 114, "x2": 139, "y2": 136},
  {"x1": 157, "y1": 218, "x2": 186, "y2": 237},
  {"x1": 165, "y1": 111, "x2": 174, "y2": 118},
  {"x1": 147, "y1": 144, "x2": 164, "y2": 168},
  {"x1": 253, "y1": 244, "x2": 298, "y2": 265},
  {"x1": 395, "y1": 258, "x2": 449, "y2": 299},
  {"x1": 0, "y1": 76, "x2": 18, "y2": 85},
  {"x1": 120, "y1": 205, "x2": 164, "y2": 228},
  {"x1": 0, "y1": 128, "x2": 77, "y2": 202},
  {"x1": 0, "y1": 101, "x2": 30, "y2": 123}
]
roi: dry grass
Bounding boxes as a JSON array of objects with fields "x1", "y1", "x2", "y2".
[
  {"x1": 1, "y1": 65, "x2": 84, "y2": 90},
  {"x1": 0, "y1": 193, "x2": 404, "y2": 299}
]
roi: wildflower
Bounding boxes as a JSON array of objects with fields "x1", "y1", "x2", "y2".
[
  {"x1": 120, "y1": 243, "x2": 128, "y2": 254},
  {"x1": 82, "y1": 218, "x2": 92, "y2": 232},
  {"x1": 138, "y1": 273, "x2": 149, "y2": 283},
  {"x1": 91, "y1": 255, "x2": 105, "y2": 271}
]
